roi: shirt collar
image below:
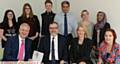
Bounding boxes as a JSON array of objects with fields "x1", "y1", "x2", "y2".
[
  {"x1": 50, "y1": 35, "x2": 58, "y2": 39},
  {"x1": 19, "y1": 35, "x2": 25, "y2": 41}
]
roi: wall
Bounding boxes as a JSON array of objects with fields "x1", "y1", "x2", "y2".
[{"x1": 0, "y1": 0, "x2": 120, "y2": 43}]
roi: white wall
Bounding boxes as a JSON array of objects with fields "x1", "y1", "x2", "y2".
[{"x1": 0, "y1": 0, "x2": 120, "y2": 43}]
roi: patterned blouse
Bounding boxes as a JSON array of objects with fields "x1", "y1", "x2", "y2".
[{"x1": 98, "y1": 41, "x2": 120, "y2": 64}]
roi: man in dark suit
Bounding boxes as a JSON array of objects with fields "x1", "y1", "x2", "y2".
[
  {"x1": 38, "y1": 22, "x2": 68, "y2": 64},
  {"x1": 3, "y1": 23, "x2": 32, "y2": 61}
]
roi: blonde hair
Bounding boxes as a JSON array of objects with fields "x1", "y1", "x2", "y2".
[{"x1": 77, "y1": 24, "x2": 88, "y2": 38}]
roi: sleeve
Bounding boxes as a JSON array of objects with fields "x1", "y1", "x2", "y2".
[
  {"x1": 71, "y1": 15, "x2": 78, "y2": 37},
  {"x1": 115, "y1": 44, "x2": 120, "y2": 63},
  {"x1": 34, "y1": 15, "x2": 40, "y2": 33},
  {"x1": 17, "y1": 17, "x2": 22, "y2": 32},
  {"x1": 92, "y1": 26, "x2": 97, "y2": 47},
  {"x1": 69, "y1": 39, "x2": 76, "y2": 63},
  {"x1": 28, "y1": 39, "x2": 32, "y2": 59},
  {"x1": 37, "y1": 37, "x2": 45, "y2": 54},
  {"x1": 3, "y1": 38, "x2": 18, "y2": 61}
]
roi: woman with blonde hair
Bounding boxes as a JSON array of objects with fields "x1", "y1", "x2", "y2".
[{"x1": 70, "y1": 24, "x2": 93, "y2": 64}]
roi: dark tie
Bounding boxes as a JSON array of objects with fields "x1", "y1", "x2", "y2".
[
  {"x1": 51, "y1": 37, "x2": 55, "y2": 62},
  {"x1": 64, "y1": 13, "x2": 68, "y2": 37}
]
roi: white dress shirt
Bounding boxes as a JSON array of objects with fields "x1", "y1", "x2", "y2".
[
  {"x1": 17, "y1": 35, "x2": 25, "y2": 60},
  {"x1": 49, "y1": 35, "x2": 59, "y2": 60}
]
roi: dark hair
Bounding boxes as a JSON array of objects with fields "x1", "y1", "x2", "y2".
[
  {"x1": 81, "y1": 10, "x2": 89, "y2": 18},
  {"x1": 61, "y1": 1, "x2": 70, "y2": 7},
  {"x1": 45, "y1": 0, "x2": 53, "y2": 5},
  {"x1": 22, "y1": 3, "x2": 34, "y2": 19},
  {"x1": 0, "y1": 23, "x2": 4, "y2": 29},
  {"x1": 2, "y1": 9, "x2": 16, "y2": 29},
  {"x1": 104, "y1": 28, "x2": 117, "y2": 45}
]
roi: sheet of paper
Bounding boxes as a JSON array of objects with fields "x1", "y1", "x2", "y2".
[{"x1": 32, "y1": 50, "x2": 44, "y2": 63}]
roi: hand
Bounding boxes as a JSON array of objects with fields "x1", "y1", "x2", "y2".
[
  {"x1": 60, "y1": 60, "x2": 65, "y2": 64},
  {"x1": 0, "y1": 35, "x2": 7, "y2": 41},
  {"x1": 97, "y1": 62, "x2": 101, "y2": 64},
  {"x1": 2, "y1": 36, "x2": 7, "y2": 41},
  {"x1": 79, "y1": 61, "x2": 86, "y2": 64}
]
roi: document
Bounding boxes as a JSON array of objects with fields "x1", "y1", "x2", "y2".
[{"x1": 32, "y1": 50, "x2": 44, "y2": 63}]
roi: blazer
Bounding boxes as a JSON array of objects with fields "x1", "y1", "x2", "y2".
[
  {"x1": 70, "y1": 38, "x2": 93, "y2": 63},
  {"x1": 38, "y1": 34, "x2": 68, "y2": 63},
  {"x1": 3, "y1": 35, "x2": 32, "y2": 61}
]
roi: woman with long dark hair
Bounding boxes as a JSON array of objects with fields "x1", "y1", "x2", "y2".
[
  {"x1": 2, "y1": 9, "x2": 17, "y2": 38},
  {"x1": 70, "y1": 25, "x2": 93, "y2": 64}
]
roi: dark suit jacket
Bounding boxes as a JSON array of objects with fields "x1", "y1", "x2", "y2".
[
  {"x1": 70, "y1": 38, "x2": 93, "y2": 63},
  {"x1": 41, "y1": 11, "x2": 55, "y2": 36},
  {"x1": 3, "y1": 35, "x2": 32, "y2": 61},
  {"x1": 92, "y1": 22, "x2": 110, "y2": 47},
  {"x1": 38, "y1": 34, "x2": 68, "y2": 63}
]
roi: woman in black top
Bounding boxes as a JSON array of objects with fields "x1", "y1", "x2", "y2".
[
  {"x1": 70, "y1": 25, "x2": 93, "y2": 64},
  {"x1": 2, "y1": 9, "x2": 17, "y2": 38},
  {"x1": 18, "y1": 3, "x2": 40, "y2": 56},
  {"x1": 92, "y1": 11, "x2": 110, "y2": 48},
  {"x1": 18, "y1": 3, "x2": 40, "y2": 39}
]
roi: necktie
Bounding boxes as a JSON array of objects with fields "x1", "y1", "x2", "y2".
[
  {"x1": 64, "y1": 13, "x2": 68, "y2": 37},
  {"x1": 51, "y1": 37, "x2": 55, "y2": 61},
  {"x1": 18, "y1": 40, "x2": 25, "y2": 61}
]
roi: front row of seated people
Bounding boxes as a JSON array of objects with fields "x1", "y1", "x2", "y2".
[{"x1": 0, "y1": 21, "x2": 120, "y2": 64}]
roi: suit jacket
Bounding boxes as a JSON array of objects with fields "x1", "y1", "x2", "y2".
[
  {"x1": 3, "y1": 35, "x2": 32, "y2": 61},
  {"x1": 41, "y1": 11, "x2": 55, "y2": 36},
  {"x1": 38, "y1": 34, "x2": 68, "y2": 63}
]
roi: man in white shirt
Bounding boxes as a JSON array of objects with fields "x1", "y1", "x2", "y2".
[
  {"x1": 54, "y1": 1, "x2": 78, "y2": 38},
  {"x1": 38, "y1": 22, "x2": 68, "y2": 64}
]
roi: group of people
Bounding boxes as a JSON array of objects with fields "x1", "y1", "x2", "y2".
[{"x1": 0, "y1": 0, "x2": 120, "y2": 64}]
